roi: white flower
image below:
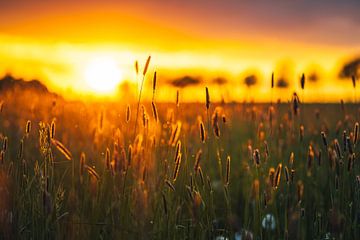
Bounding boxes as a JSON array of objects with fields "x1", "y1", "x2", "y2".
[{"x1": 262, "y1": 213, "x2": 276, "y2": 230}]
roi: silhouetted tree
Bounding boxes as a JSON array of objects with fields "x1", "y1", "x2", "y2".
[
  {"x1": 276, "y1": 78, "x2": 289, "y2": 88},
  {"x1": 339, "y1": 57, "x2": 360, "y2": 79},
  {"x1": 0, "y1": 74, "x2": 50, "y2": 93},
  {"x1": 212, "y1": 77, "x2": 227, "y2": 86},
  {"x1": 308, "y1": 72, "x2": 319, "y2": 82},
  {"x1": 244, "y1": 75, "x2": 257, "y2": 88},
  {"x1": 170, "y1": 76, "x2": 201, "y2": 88}
]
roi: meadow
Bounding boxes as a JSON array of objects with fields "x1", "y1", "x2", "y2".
[{"x1": 0, "y1": 72, "x2": 359, "y2": 240}]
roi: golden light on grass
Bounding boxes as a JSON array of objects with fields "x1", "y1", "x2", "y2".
[
  {"x1": 83, "y1": 56, "x2": 123, "y2": 94},
  {"x1": 1, "y1": 1, "x2": 360, "y2": 238}
]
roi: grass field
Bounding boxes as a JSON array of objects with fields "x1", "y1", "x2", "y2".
[{"x1": 0, "y1": 85, "x2": 359, "y2": 239}]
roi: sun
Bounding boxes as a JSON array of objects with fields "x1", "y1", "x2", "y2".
[{"x1": 84, "y1": 56, "x2": 123, "y2": 94}]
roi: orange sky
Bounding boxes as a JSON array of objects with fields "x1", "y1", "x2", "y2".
[{"x1": 1, "y1": 0, "x2": 360, "y2": 102}]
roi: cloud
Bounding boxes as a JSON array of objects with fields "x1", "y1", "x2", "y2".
[{"x1": 1, "y1": 0, "x2": 360, "y2": 46}]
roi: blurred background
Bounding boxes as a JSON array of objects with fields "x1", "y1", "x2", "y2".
[{"x1": 0, "y1": 0, "x2": 360, "y2": 102}]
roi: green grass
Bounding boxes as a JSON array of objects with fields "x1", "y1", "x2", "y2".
[{"x1": 0, "y1": 91, "x2": 359, "y2": 239}]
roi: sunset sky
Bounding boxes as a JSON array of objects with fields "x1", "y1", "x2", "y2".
[{"x1": 1, "y1": 0, "x2": 360, "y2": 101}]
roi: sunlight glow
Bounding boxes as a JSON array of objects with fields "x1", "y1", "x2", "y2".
[{"x1": 84, "y1": 56, "x2": 123, "y2": 94}]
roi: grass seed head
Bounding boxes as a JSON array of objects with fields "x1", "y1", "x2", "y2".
[
  {"x1": 205, "y1": 87, "x2": 210, "y2": 110},
  {"x1": 225, "y1": 155, "x2": 230, "y2": 185},
  {"x1": 284, "y1": 166, "x2": 290, "y2": 184},
  {"x1": 85, "y1": 165, "x2": 100, "y2": 181},
  {"x1": 126, "y1": 105, "x2": 131, "y2": 123},
  {"x1": 173, "y1": 153, "x2": 182, "y2": 182},
  {"x1": 199, "y1": 121, "x2": 205, "y2": 143},
  {"x1": 290, "y1": 169, "x2": 295, "y2": 183},
  {"x1": 274, "y1": 163, "x2": 282, "y2": 188},
  {"x1": 26, "y1": 120, "x2": 31, "y2": 135},
  {"x1": 221, "y1": 114, "x2": 226, "y2": 124},
  {"x1": 143, "y1": 55, "x2": 151, "y2": 76},
  {"x1": 50, "y1": 120, "x2": 56, "y2": 139},
  {"x1": 268, "y1": 167, "x2": 275, "y2": 186},
  {"x1": 253, "y1": 149, "x2": 260, "y2": 166},
  {"x1": 307, "y1": 145, "x2": 314, "y2": 173},
  {"x1": 292, "y1": 92, "x2": 300, "y2": 116},
  {"x1": 289, "y1": 152, "x2": 295, "y2": 166},
  {"x1": 152, "y1": 71, "x2": 157, "y2": 99},
  {"x1": 301, "y1": 73, "x2": 305, "y2": 90},
  {"x1": 105, "y1": 148, "x2": 111, "y2": 170},
  {"x1": 194, "y1": 149, "x2": 202, "y2": 172},
  {"x1": 51, "y1": 139, "x2": 72, "y2": 160},
  {"x1": 135, "y1": 60, "x2": 139, "y2": 75},
  {"x1": 174, "y1": 140, "x2": 181, "y2": 162},
  {"x1": 176, "y1": 90, "x2": 180, "y2": 107},
  {"x1": 354, "y1": 122, "x2": 359, "y2": 145},
  {"x1": 151, "y1": 101, "x2": 159, "y2": 122},
  {"x1": 334, "y1": 139, "x2": 342, "y2": 159}
]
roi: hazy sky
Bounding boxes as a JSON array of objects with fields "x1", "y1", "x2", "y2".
[
  {"x1": 1, "y1": 0, "x2": 360, "y2": 47},
  {"x1": 0, "y1": 0, "x2": 359, "y2": 101}
]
